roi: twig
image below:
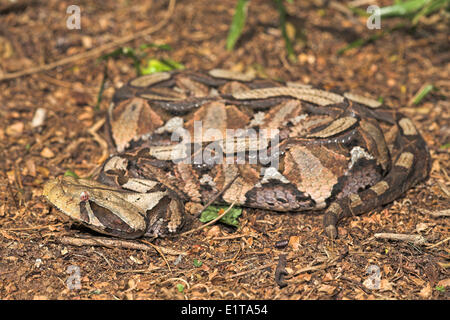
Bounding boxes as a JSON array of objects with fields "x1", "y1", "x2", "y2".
[
  {"x1": 374, "y1": 233, "x2": 427, "y2": 245},
  {"x1": 1, "y1": 223, "x2": 63, "y2": 232},
  {"x1": 93, "y1": 250, "x2": 114, "y2": 269},
  {"x1": 0, "y1": 0, "x2": 177, "y2": 82},
  {"x1": 292, "y1": 259, "x2": 339, "y2": 276},
  {"x1": 40, "y1": 74, "x2": 97, "y2": 92},
  {"x1": 421, "y1": 208, "x2": 450, "y2": 218},
  {"x1": 338, "y1": 276, "x2": 372, "y2": 295},
  {"x1": 87, "y1": 118, "x2": 109, "y2": 166},
  {"x1": 59, "y1": 235, "x2": 187, "y2": 256},
  {"x1": 211, "y1": 233, "x2": 258, "y2": 241},
  {"x1": 6, "y1": 183, "x2": 18, "y2": 209},
  {"x1": 141, "y1": 239, "x2": 172, "y2": 272},
  {"x1": 228, "y1": 262, "x2": 276, "y2": 279},
  {"x1": 180, "y1": 199, "x2": 238, "y2": 236},
  {"x1": 115, "y1": 265, "x2": 162, "y2": 274},
  {"x1": 426, "y1": 237, "x2": 450, "y2": 249}
]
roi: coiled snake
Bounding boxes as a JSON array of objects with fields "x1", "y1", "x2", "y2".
[{"x1": 43, "y1": 69, "x2": 430, "y2": 239}]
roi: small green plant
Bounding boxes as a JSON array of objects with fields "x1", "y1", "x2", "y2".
[
  {"x1": 411, "y1": 84, "x2": 434, "y2": 105},
  {"x1": 340, "y1": 0, "x2": 449, "y2": 54},
  {"x1": 193, "y1": 259, "x2": 203, "y2": 267},
  {"x1": 176, "y1": 283, "x2": 185, "y2": 293},
  {"x1": 64, "y1": 170, "x2": 79, "y2": 179},
  {"x1": 99, "y1": 43, "x2": 184, "y2": 76},
  {"x1": 376, "y1": 0, "x2": 449, "y2": 24},
  {"x1": 199, "y1": 205, "x2": 243, "y2": 228},
  {"x1": 95, "y1": 43, "x2": 184, "y2": 110},
  {"x1": 227, "y1": 0, "x2": 296, "y2": 61},
  {"x1": 435, "y1": 285, "x2": 445, "y2": 292},
  {"x1": 226, "y1": 0, "x2": 250, "y2": 51}
]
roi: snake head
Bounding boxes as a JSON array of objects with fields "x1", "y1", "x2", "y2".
[{"x1": 43, "y1": 176, "x2": 184, "y2": 239}]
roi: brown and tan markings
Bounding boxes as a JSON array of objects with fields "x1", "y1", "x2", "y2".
[{"x1": 43, "y1": 69, "x2": 431, "y2": 239}]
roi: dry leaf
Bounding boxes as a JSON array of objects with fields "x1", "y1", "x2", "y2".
[
  {"x1": 36, "y1": 166, "x2": 50, "y2": 178},
  {"x1": 318, "y1": 284, "x2": 336, "y2": 295},
  {"x1": 416, "y1": 223, "x2": 428, "y2": 232},
  {"x1": 129, "y1": 255, "x2": 143, "y2": 265},
  {"x1": 294, "y1": 273, "x2": 312, "y2": 282},
  {"x1": 206, "y1": 225, "x2": 221, "y2": 238},
  {"x1": 410, "y1": 276, "x2": 425, "y2": 287},
  {"x1": 25, "y1": 159, "x2": 37, "y2": 177},
  {"x1": 437, "y1": 278, "x2": 450, "y2": 288},
  {"x1": 40, "y1": 147, "x2": 55, "y2": 158},
  {"x1": 418, "y1": 282, "x2": 432, "y2": 299},
  {"x1": 380, "y1": 279, "x2": 394, "y2": 291},
  {"x1": 6, "y1": 122, "x2": 24, "y2": 137},
  {"x1": 288, "y1": 235, "x2": 300, "y2": 250},
  {"x1": 322, "y1": 272, "x2": 333, "y2": 282}
]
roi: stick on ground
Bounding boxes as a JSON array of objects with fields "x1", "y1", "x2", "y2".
[
  {"x1": 374, "y1": 233, "x2": 427, "y2": 245},
  {"x1": 59, "y1": 235, "x2": 187, "y2": 256}
]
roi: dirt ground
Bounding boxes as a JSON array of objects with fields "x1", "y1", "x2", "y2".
[{"x1": 0, "y1": 0, "x2": 448, "y2": 300}]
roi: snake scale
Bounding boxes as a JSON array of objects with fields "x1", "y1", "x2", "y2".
[{"x1": 43, "y1": 69, "x2": 431, "y2": 239}]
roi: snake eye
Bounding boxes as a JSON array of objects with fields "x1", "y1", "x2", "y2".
[{"x1": 80, "y1": 191, "x2": 90, "y2": 202}]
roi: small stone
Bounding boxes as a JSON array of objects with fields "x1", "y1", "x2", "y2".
[
  {"x1": 6, "y1": 122, "x2": 24, "y2": 137},
  {"x1": 31, "y1": 108, "x2": 47, "y2": 128},
  {"x1": 34, "y1": 258, "x2": 43, "y2": 268},
  {"x1": 40, "y1": 147, "x2": 55, "y2": 158}
]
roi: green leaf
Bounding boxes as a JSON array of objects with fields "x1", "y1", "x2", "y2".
[
  {"x1": 99, "y1": 46, "x2": 139, "y2": 61},
  {"x1": 412, "y1": 84, "x2": 434, "y2": 104},
  {"x1": 226, "y1": 0, "x2": 250, "y2": 51},
  {"x1": 378, "y1": 0, "x2": 449, "y2": 21},
  {"x1": 193, "y1": 259, "x2": 203, "y2": 267},
  {"x1": 64, "y1": 170, "x2": 79, "y2": 179},
  {"x1": 337, "y1": 23, "x2": 405, "y2": 55},
  {"x1": 435, "y1": 285, "x2": 445, "y2": 292},
  {"x1": 161, "y1": 58, "x2": 185, "y2": 70},
  {"x1": 379, "y1": 0, "x2": 430, "y2": 18},
  {"x1": 199, "y1": 205, "x2": 242, "y2": 228},
  {"x1": 337, "y1": 32, "x2": 383, "y2": 55},
  {"x1": 176, "y1": 284, "x2": 184, "y2": 293},
  {"x1": 88, "y1": 289, "x2": 102, "y2": 295},
  {"x1": 140, "y1": 58, "x2": 184, "y2": 75},
  {"x1": 94, "y1": 65, "x2": 108, "y2": 111},
  {"x1": 139, "y1": 43, "x2": 173, "y2": 51},
  {"x1": 440, "y1": 143, "x2": 450, "y2": 149},
  {"x1": 274, "y1": 0, "x2": 297, "y2": 62},
  {"x1": 348, "y1": 6, "x2": 370, "y2": 17}
]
